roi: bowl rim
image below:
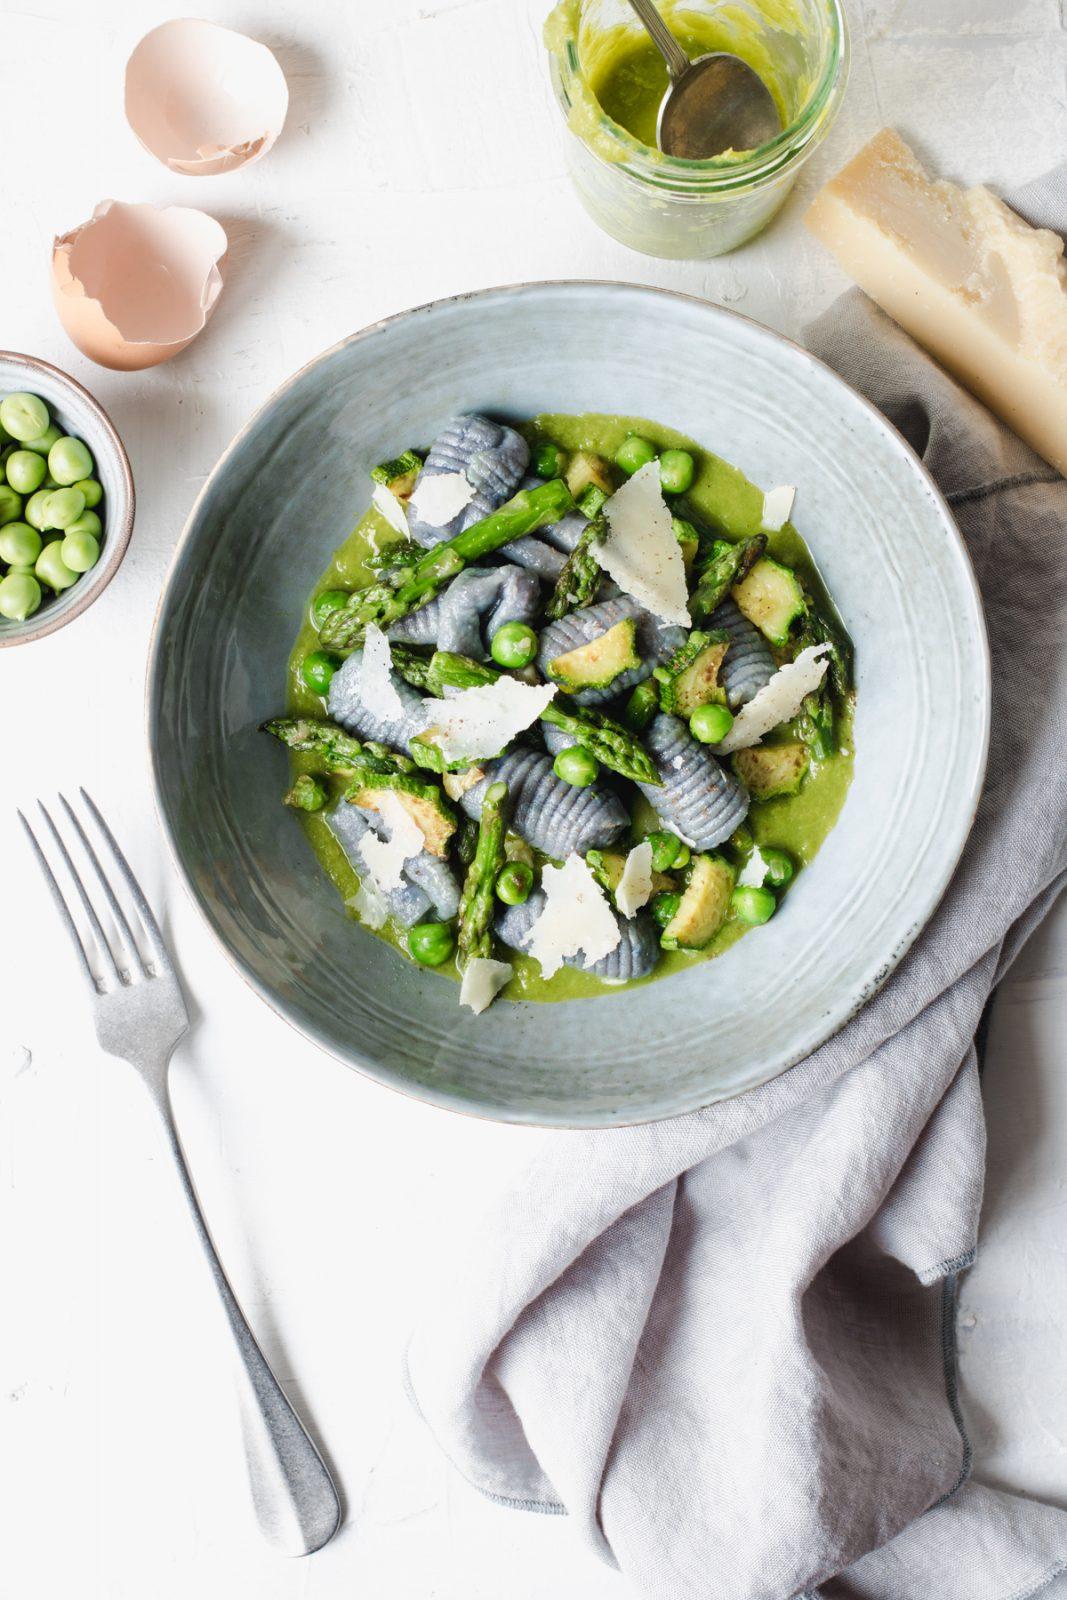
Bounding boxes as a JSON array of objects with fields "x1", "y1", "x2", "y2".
[
  {"x1": 146, "y1": 279, "x2": 991, "y2": 1127},
  {"x1": 0, "y1": 349, "x2": 135, "y2": 648}
]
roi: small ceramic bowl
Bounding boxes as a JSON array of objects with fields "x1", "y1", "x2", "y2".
[
  {"x1": 0, "y1": 351, "x2": 134, "y2": 647},
  {"x1": 148, "y1": 283, "x2": 990, "y2": 1128}
]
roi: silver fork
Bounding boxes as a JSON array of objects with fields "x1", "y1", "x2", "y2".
[{"x1": 19, "y1": 789, "x2": 341, "y2": 1557}]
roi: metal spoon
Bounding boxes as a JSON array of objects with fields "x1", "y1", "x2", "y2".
[{"x1": 625, "y1": 0, "x2": 782, "y2": 159}]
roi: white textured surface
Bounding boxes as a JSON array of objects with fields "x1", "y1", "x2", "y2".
[{"x1": 1, "y1": 2, "x2": 1065, "y2": 1596}]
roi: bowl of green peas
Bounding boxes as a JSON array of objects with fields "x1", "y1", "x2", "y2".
[{"x1": 0, "y1": 351, "x2": 134, "y2": 646}]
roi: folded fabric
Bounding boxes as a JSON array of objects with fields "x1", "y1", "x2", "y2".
[{"x1": 405, "y1": 164, "x2": 1067, "y2": 1600}]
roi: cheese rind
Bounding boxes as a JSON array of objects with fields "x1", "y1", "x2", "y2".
[{"x1": 806, "y1": 128, "x2": 1067, "y2": 476}]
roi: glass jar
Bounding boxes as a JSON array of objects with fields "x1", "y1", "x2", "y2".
[{"x1": 545, "y1": 0, "x2": 849, "y2": 260}]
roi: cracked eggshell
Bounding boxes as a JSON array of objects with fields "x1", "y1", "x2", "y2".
[
  {"x1": 125, "y1": 19, "x2": 288, "y2": 176},
  {"x1": 51, "y1": 200, "x2": 227, "y2": 371}
]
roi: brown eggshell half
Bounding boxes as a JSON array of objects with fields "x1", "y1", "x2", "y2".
[
  {"x1": 51, "y1": 200, "x2": 227, "y2": 372},
  {"x1": 125, "y1": 18, "x2": 288, "y2": 176}
]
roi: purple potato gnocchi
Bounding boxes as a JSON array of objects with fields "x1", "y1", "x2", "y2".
[
  {"x1": 710, "y1": 598, "x2": 777, "y2": 708},
  {"x1": 388, "y1": 563, "x2": 540, "y2": 661},
  {"x1": 327, "y1": 649, "x2": 426, "y2": 750},
  {"x1": 636, "y1": 713, "x2": 749, "y2": 850},
  {"x1": 407, "y1": 414, "x2": 529, "y2": 547},
  {"x1": 460, "y1": 747, "x2": 628, "y2": 858},
  {"x1": 537, "y1": 595, "x2": 687, "y2": 707},
  {"x1": 495, "y1": 890, "x2": 660, "y2": 981}
]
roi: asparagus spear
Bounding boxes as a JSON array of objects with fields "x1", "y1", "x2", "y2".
[
  {"x1": 545, "y1": 514, "x2": 604, "y2": 621},
  {"x1": 457, "y1": 780, "x2": 508, "y2": 964},
  {"x1": 319, "y1": 479, "x2": 576, "y2": 650},
  {"x1": 262, "y1": 717, "x2": 413, "y2": 776},
  {"x1": 392, "y1": 649, "x2": 661, "y2": 786},
  {"x1": 689, "y1": 534, "x2": 767, "y2": 623},
  {"x1": 793, "y1": 609, "x2": 853, "y2": 760},
  {"x1": 384, "y1": 643, "x2": 437, "y2": 691},
  {"x1": 365, "y1": 539, "x2": 420, "y2": 573}
]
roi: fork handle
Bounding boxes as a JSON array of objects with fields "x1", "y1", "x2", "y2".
[{"x1": 152, "y1": 1088, "x2": 341, "y2": 1556}]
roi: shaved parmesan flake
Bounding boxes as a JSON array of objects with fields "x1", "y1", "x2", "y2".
[
  {"x1": 718, "y1": 644, "x2": 830, "y2": 753},
  {"x1": 371, "y1": 482, "x2": 410, "y2": 536},
  {"x1": 615, "y1": 840, "x2": 654, "y2": 918},
  {"x1": 443, "y1": 765, "x2": 486, "y2": 801},
  {"x1": 523, "y1": 854, "x2": 620, "y2": 979},
  {"x1": 596, "y1": 460, "x2": 691, "y2": 627},
  {"x1": 409, "y1": 470, "x2": 474, "y2": 527},
  {"x1": 346, "y1": 879, "x2": 389, "y2": 930},
  {"x1": 358, "y1": 623, "x2": 405, "y2": 724},
  {"x1": 737, "y1": 846, "x2": 769, "y2": 889},
  {"x1": 415, "y1": 677, "x2": 557, "y2": 764},
  {"x1": 761, "y1": 485, "x2": 796, "y2": 532},
  {"x1": 460, "y1": 956, "x2": 513, "y2": 1015},
  {"x1": 357, "y1": 790, "x2": 426, "y2": 891}
]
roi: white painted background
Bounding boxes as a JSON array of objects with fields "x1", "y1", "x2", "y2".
[{"x1": 2, "y1": 2, "x2": 1066, "y2": 1596}]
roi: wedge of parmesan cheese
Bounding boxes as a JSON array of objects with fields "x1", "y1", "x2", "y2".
[
  {"x1": 737, "y1": 845, "x2": 769, "y2": 889},
  {"x1": 356, "y1": 790, "x2": 426, "y2": 891},
  {"x1": 460, "y1": 956, "x2": 513, "y2": 1015},
  {"x1": 761, "y1": 485, "x2": 796, "y2": 532},
  {"x1": 408, "y1": 471, "x2": 475, "y2": 527},
  {"x1": 615, "y1": 840, "x2": 654, "y2": 918},
  {"x1": 371, "y1": 482, "x2": 410, "y2": 536},
  {"x1": 596, "y1": 460, "x2": 691, "y2": 627},
  {"x1": 718, "y1": 644, "x2": 830, "y2": 754},
  {"x1": 357, "y1": 622, "x2": 405, "y2": 725},
  {"x1": 806, "y1": 128, "x2": 1067, "y2": 476},
  {"x1": 415, "y1": 677, "x2": 557, "y2": 764},
  {"x1": 346, "y1": 879, "x2": 389, "y2": 930},
  {"x1": 523, "y1": 853, "x2": 620, "y2": 979}
]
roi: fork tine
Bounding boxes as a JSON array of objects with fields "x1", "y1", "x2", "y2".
[
  {"x1": 19, "y1": 809, "x2": 100, "y2": 991},
  {"x1": 59, "y1": 794, "x2": 147, "y2": 979},
  {"x1": 79, "y1": 789, "x2": 168, "y2": 968},
  {"x1": 37, "y1": 801, "x2": 123, "y2": 986}
]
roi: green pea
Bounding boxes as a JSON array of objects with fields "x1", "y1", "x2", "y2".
[
  {"x1": 0, "y1": 392, "x2": 49, "y2": 443},
  {"x1": 615, "y1": 435, "x2": 657, "y2": 476},
  {"x1": 532, "y1": 441, "x2": 566, "y2": 479},
  {"x1": 48, "y1": 436, "x2": 94, "y2": 486},
  {"x1": 645, "y1": 829, "x2": 683, "y2": 872},
  {"x1": 0, "y1": 485, "x2": 23, "y2": 526},
  {"x1": 658, "y1": 449, "x2": 695, "y2": 495},
  {"x1": 490, "y1": 621, "x2": 538, "y2": 670},
  {"x1": 690, "y1": 702, "x2": 735, "y2": 745},
  {"x1": 35, "y1": 541, "x2": 79, "y2": 591},
  {"x1": 24, "y1": 489, "x2": 52, "y2": 531},
  {"x1": 650, "y1": 890, "x2": 681, "y2": 929},
  {"x1": 61, "y1": 531, "x2": 100, "y2": 573},
  {"x1": 65, "y1": 511, "x2": 102, "y2": 540},
  {"x1": 553, "y1": 745, "x2": 599, "y2": 787},
  {"x1": 72, "y1": 476, "x2": 103, "y2": 508},
  {"x1": 4, "y1": 449, "x2": 47, "y2": 495},
  {"x1": 0, "y1": 571, "x2": 42, "y2": 621},
  {"x1": 0, "y1": 444, "x2": 14, "y2": 478},
  {"x1": 22, "y1": 423, "x2": 62, "y2": 457},
  {"x1": 408, "y1": 921, "x2": 455, "y2": 967},
  {"x1": 759, "y1": 847, "x2": 794, "y2": 889},
  {"x1": 301, "y1": 649, "x2": 341, "y2": 695},
  {"x1": 0, "y1": 522, "x2": 42, "y2": 567},
  {"x1": 495, "y1": 861, "x2": 534, "y2": 906},
  {"x1": 311, "y1": 587, "x2": 350, "y2": 629},
  {"x1": 674, "y1": 844, "x2": 691, "y2": 869},
  {"x1": 43, "y1": 487, "x2": 86, "y2": 530},
  {"x1": 731, "y1": 885, "x2": 776, "y2": 926}
]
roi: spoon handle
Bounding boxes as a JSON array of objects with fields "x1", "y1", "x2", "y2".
[{"x1": 625, "y1": 0, "x2": 691, "y2": 81}]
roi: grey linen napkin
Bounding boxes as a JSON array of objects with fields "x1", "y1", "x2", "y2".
[{"x1": 405, "y1": 166, "x2": 1067, "y2": 1599}]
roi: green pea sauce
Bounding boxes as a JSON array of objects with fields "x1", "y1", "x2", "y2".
[{"x1": 287, "y1": 414, "x2": 853, "y2": 1005}]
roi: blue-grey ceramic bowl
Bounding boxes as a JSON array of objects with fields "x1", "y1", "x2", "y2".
[
  {"x1": 0, "y1": 351, "x2": 134, "y2": 647},
  {"x1": 148, "y1": 283, "x2": 989, "y2": 1127}
]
